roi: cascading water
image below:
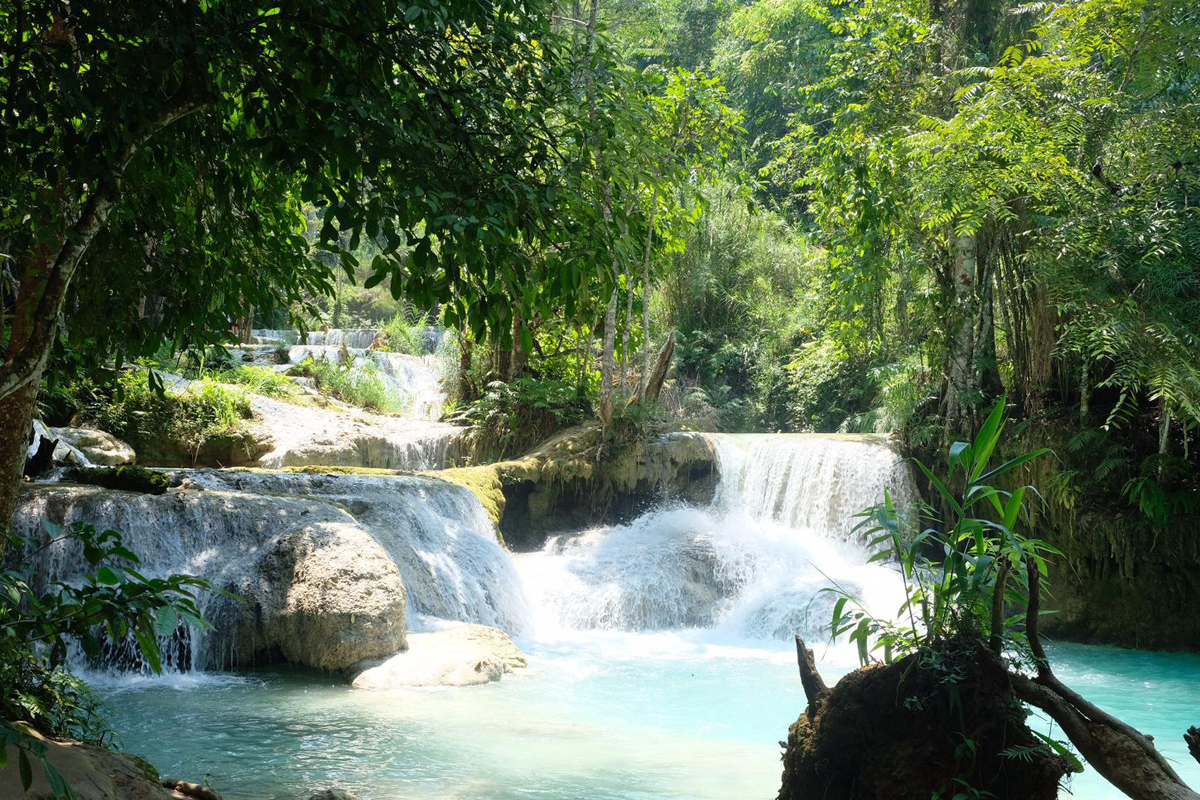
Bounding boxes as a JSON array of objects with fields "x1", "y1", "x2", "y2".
[
  {"x1": 13, "y1": 471, "x2": 528, "y2": 673},
  {"x1": 187, "y1": 471, "x2": 530, "y2": 633},
  {"x1": 516, "y1": 433, "x2": 915, "y2": 642}
]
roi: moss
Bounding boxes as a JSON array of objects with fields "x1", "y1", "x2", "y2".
[
  {"x1": 92, "y1": 372, "x2": 259, "y2": 466},
  {"x1": 429, "y1": 466, "x2": 507, "y2": 527},
  {"x1": 280, "y1": 465, "x2": 408, "y2": 476},
  {"x1": 120, "y1": 752, "x2": 161, "y2": 784},
  {"x1": 66, "y1": 466, "x2": 173, "y2": 495}
]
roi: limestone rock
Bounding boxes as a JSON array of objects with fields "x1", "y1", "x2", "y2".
[
  {"x1": 434, "y1": 424, "x2": 718, "y2": 549},
  {"x1": 0, "y1": 725, "x2": 173, "y2": 800},
  {"x1": 350, "y1": 622, "x2": 526, "y2": 689},
  {"x1": 205, "y1": 516, "x2": 408, "y2": 673},
  {"x1": 247, "y1": 396, "x2": 464, "y2": 471},
  {"x1": 52, "y1": 426, "x2": 137, "y2": 466}
]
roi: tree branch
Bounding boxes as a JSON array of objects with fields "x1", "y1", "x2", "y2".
[{"x1": 795, "y1": 635, "x2": 829, "y2": 707}]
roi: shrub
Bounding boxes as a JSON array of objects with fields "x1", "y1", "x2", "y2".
[
  {"x1": 829, "y1": 398, "x2": 1060, "y2": 664},
  {"x1": 378, "y1": 309, "x2": 429, "y2": 355},
  {"x1": 456, "y1": 376, "x2": 592, "y2": 458},
  {"x1": 1, "y1": 520, "x2": 215, "y2": 797},
  {"x1": 93, "y1": 371, "x2": 254, "y2": 463},
  {"x1": 212, "y1": 365, "x2": 297, "y2": 399}
]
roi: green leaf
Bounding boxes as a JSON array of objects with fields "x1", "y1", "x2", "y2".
[
  {"x1": 19, "y1": 748, "x2": 32, "y2": 790},
  {"x1": 95, "y1": 567, "x2": 120, "y2": 586},
  {"x1": 154, "y1": 607, "x2": 179, "y2": 639},
  {"x1": 978, "y1": 449, "x2": 1052, "y2": 483}
]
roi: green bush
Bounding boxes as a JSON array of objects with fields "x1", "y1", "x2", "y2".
[
  {"x1": 456, "y1": 376, "x2": 592, "y2": 458},
  {"x1": 213, "y1": 365, "x2": 297, "y2": 399},
  {"x1": 286, "y1": 357, "x2": 399, "y2": 413},
  {"x1": 1, "y1": 520, "x2": 216, "y2": 797},
  {"x1": 378, "y1": 309, "x2": 429, "y2": 355},
  {"x1": 93, "y1": 371, "x2": 254, "y2": 462}
]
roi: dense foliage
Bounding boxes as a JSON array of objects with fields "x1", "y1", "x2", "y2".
[{"x1": 2, "y1": 521, "x2": 214, "y2": 794}]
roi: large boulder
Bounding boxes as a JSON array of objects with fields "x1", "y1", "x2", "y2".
[
  {"x1": 26, "y1": 421, "x2": 136, "y2": 472},
  {"x1": 0, "y1": 725, "x2": 173, "y2": 800},
  {"x1": 52, "y1": 426, "x2": 137, "y2": 466},
  {"x1": 350, "y1": 622, "x2": 526, "y2": 688},
  {"x1": 205, "y1": 518, "x2": 408, "y2": 673}
]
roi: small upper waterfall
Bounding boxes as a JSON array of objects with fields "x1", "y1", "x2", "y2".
[
  {"x1": 516, "y1": 433, "x2": 914, "y2": 641},
  {"x1": 285, "y1": 344, "x2": 448, "y2": 421},
  {"x1": 710, "y1": 433, "x2": 916, "y2": 541}
]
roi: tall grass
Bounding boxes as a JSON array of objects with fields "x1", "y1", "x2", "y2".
[{"x1": 288, "y1": 357, "x2": 400, "y2": 414}]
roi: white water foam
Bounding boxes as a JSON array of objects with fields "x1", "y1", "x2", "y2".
[{"x1": 516, "y1": 433, "x2": 915, "y2": 645}]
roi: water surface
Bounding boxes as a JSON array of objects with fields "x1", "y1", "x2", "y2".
[{"x1": 97, "y1": 634, "x2": 1200, "y2": 800}]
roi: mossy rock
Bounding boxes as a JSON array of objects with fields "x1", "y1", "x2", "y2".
[
  {"x1": 66, "y1": 465, "x2": 173, "y2": 495},
  {"x1": 121, "y1": 752, "x2": 162, "y2": 784},
  {"x1": 281, "y1": 465, "x2": 409, "y2": 476},
  {"x1": 430, "y1": 466, "x2": 507, "y2": 527}
]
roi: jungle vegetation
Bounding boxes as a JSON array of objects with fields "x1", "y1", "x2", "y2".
[{"x1": 2, "y1": 0, "x2": 1199, "y2": 794}]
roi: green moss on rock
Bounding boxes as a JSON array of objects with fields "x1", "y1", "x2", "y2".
[{"x1": 65, "y1": 465, "x2": 173, "y2": 495}]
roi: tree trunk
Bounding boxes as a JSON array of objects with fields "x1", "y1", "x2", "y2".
[
  {"x1": 509, "y1": 308, "x2": 527, "y2": 382},
  {"x1": 599, "y1": 288, "x2": 619, "y2": 426},
  {"x1": 943, "y1": 233, "x2": 980, "y2": 440},
  {"x1": 633, "y1": 331, "x2": 673, "y2": 405},
  {"x1": 0, "y1": 70, "x2": 211, "y2": 550},
  {"x1": 620, "y1": 266, "x2": 633, "y2": 397},
  {"x1": 1080, "y1": 359, "x2": 1090, "y2": 423},
  {"x1": 0, "y1": 383, "x2": 40, "y2": 543},
  {"x1": 640, "y1": 197, "x2": 657, "y2": 397},
  {"x1": 458, "y1": 330, "x2": 476, "y2": 403}
]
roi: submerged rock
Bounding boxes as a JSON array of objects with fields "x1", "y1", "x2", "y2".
[
  {"x1": 350, "y1": 622, "x2": 527, "y2": 688},
  {"x1": 305, "y1": 791, "x2": 357, "y2": 800},
  {"x1": 0, "y1": 725, "x2": 174, "y2": 800}
]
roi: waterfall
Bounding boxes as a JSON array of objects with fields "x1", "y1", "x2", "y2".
[
  {"x1": 710, "y1": 433, "x2": 916, "y2": 541},
  {"x1": 14, "y1": 472, "x2": 529, "y2": 672},
  {"x1": 516, "y1": 433, "x2": 914, "y2": 641},
  {"x1": 305, "y1": 329, "x2": 380, "y2": 349},
  {"x1": 188, "y1": 471, "x2": 530, "y2": 633}
]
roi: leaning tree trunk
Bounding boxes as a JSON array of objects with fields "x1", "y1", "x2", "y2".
[
  {"x1": 0, "y1": 69, "x2": 210, "y2": 550},
  {"x1": 990, "y1": 562, "x2": 1200, "y2": 800}
]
